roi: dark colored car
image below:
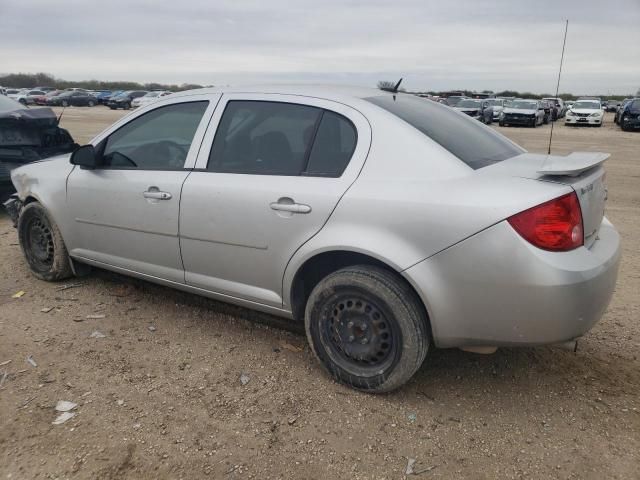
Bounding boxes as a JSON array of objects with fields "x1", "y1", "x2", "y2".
[
  {"x1": 499, "y1": 99, "x2": 545, "y2": 127},
  {"x1": 619, "y1": 98, "x2": 640, "y2": 131},
  {"x1": 0, "y1": 96, "x2": 76, "y2": 200},
  {"x1": 93, "y1": 90, "x2": 115, "y2": 104},
  {"x1": 106, "y1": 90, "x2": 148, "y2": 110},
  {"x1": 48, "y1": 90, "x2": 98, "y2": 107},
  {"x1": 454, "y1": 98, "x2": 494, "y2": 124},
  {"x1": 614, "y1": 98, "x2": 635, "y2": 124},
  {"x1": 604, "y1": 100, "x2": 620, "y2": 112}
]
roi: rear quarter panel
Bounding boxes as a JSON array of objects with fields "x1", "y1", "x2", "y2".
[{"x1": 282, "y1": 107, "x2": 573, "y2": 309}]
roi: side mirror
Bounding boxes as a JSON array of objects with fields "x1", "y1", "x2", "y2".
[{"x1": 70, "y1": 144, "x2": 97, "y2": 169}]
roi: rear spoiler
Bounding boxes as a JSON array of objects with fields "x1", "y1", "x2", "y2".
[{"x1": 537, "y1": 152, "x2": 609, "y2": 177}]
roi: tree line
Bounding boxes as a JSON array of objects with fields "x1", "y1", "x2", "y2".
[{"x1": 0, "y1": 72, "x2": 205, "y2": 92}]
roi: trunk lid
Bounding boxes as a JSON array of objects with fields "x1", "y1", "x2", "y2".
[{"x1": 488, "y1": 152, "x2": 609, "y2": 249}]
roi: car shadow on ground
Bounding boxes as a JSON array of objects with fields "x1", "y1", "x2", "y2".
[{"x1": 83, "y1": 266, "x2": 623, "y2": 398}]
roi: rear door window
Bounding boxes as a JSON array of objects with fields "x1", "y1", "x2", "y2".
[
  {"x1": 207, "y1": 100, "x2": 321, "y2": 175},
  {"x1": 365, "y1": 94, "x2": 523, "y2": 169},
  {"x1": 305, "y1": 111, "x2": 357, "y2": 177}
]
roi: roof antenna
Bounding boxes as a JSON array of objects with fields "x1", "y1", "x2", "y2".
[
  {"x1": 547, "y1": 20, "x2": 569, "y2": 155},
  {"x1": 392, "y1": 77, "x2": 403, "y2": 93},
  {"x1": 57, "y1": 105, "x2": 66, "y2": 125},
  {"x1": 380, "y1": 78, "x2": 404, "y2": 94}
]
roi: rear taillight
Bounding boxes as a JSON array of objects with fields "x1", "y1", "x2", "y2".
[{"x1": 508, "y1": 192, "x2": 583, "y2": 251}]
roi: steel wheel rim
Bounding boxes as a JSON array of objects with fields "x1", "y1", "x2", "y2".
[
  {"x1": 321, "y1": 293, "x2": 399, "y2": 374},
  {"x1": 24, "y1": 216, "x2": 54, "y2": 270}
]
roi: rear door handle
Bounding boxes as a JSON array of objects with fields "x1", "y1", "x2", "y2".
[
  {"x1": 270, "y1": 199, "x2": 312, "y2": 214},
  {"x1": 143, "y1": 189, "x2": 172, "y2": 200}
]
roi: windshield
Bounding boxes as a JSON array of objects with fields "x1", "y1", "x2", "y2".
[
  {"x1": 0, "y1": 95, "x2": 26, "y2": 113},
  {"x1": 145, "y1": 92, "x2": 160, "y2": 97},
  {"x1": 486, "y1": 99, "x2": 503, "y2": 106},
  {"x1": 510, "y1": 100, "x2": 538, "y2": 109},
  {"x1": 446, "y1": 96, "x2": 465, "y2": 106},
  {"x1": 457, "y1": 99, "x2": 481, "y2": 108},
  {"x1": 365, "y1": 94, "x2": 523, "y2": 169},
  {"x1": 573, "y1": 101, "x2": 600, "y2": 109}
]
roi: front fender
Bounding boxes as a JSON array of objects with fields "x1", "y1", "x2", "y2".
[{"x1": 10, "y1": 155, "x2": 75, "y2": 241}]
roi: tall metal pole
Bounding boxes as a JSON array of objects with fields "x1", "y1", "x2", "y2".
[{"x1": 548, "y1": 20, "x2": 569, "y2": 155}]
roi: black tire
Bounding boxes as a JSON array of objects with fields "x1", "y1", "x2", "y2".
[
  {"x1": 499, "y1": 120, "x2": 505, "y2": 127},
  {"x1": 621, "y1": 115, "x2": 630, "y2": 131},
  {"x1": 18, "y1": 203, "x2": 73, "y2": 281},
  {"x1": 305, "y1": 265, "x2": 429, "y2": 393},
  {"x1": 88, "y1": 100, "x2": 95, "y2": 107},
  {"x1": 543, "y1": 113, "x2": 549, "y2": 125},
  {"x1": 19, "y1": 98, "x2": 27, "y2": 105},
  {"x1": 61, "y1": 100, "x2": 69, "y2": 107},
  {"x1": 124, "y1": 102, "x2": 131, "y2": 110},
  {"x1": 531, "y1": 117, "x2": 537, "y2": 128}
]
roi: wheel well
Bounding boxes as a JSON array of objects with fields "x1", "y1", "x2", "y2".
[
  {"x1": 23, "y1": 196, "x2": 39, "y2": 205},
  {"x1": 289, "y1": 251, "x2": 431, "y2": 331}
]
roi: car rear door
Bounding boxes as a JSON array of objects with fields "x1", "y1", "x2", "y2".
[
  {"x1": 65, "y1": 94, "x2": 220, "y2": 282},
  {"x1": 179, "y1": 93, "x2": 371, "y2": 307}
]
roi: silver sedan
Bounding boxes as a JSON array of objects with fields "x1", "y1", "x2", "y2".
[{"x1": 5, "y1": 86, "x2": 621, "y2": 392}]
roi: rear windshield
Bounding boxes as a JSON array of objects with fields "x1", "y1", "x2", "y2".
[{"x1": 365, "y1": 94, "x2": 523, "y2": 169}]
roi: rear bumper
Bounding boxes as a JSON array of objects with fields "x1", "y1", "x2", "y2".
[
  {"x1": 403, "y1": 218, "x2": 621, "y2": 348},
  {"x1": 566, "y1": 116, "x2": 602, "y2": 125}
]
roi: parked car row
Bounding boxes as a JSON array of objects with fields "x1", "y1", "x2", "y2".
[
  {"x1": 432, "y1": 94, "x2": 570, "y2": 128},
  {"x1": 0, "y1": 87, "x2": 174, "y2": 109}
]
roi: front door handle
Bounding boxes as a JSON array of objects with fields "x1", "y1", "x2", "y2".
[
  {"x1": 143, "y1": 188, "x2": 172, "y2": 200},
  {"x1": 270, "y1": 198, "x2": 312, "y2": 214}
]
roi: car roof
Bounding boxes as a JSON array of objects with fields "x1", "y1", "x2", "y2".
[{"x1": 168, "y1": 84, "x2": 393, "y2": 103}]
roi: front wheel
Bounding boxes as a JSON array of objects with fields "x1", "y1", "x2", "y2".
[
  {"x1": 18, "y1": 203, "x2": 73, "y2": 281},
  {"x1": 88, "y1": 100, "x2": 95, "y2": 107},
  {"x1": 61, "y1": 100, "x2": 69, "y2": 107},
  {"x1": 305, "y1": 265, "x2": 429, "y2": 393},
  {"x1": 621, "y1": 116, "x2": 630, "y2": 131}
]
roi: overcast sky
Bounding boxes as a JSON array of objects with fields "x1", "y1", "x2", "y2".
[{"x1": 1, "y1": 0, "x2": 639, "y2": 94}]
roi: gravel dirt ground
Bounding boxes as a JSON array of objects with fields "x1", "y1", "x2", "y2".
[{"x1": 1, "y1": 108, "x2": 638, "y2": 479}]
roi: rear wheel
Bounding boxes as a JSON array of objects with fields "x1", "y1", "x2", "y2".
[
  {"x1": 61, "y1": 100, "x2": 69, "y2": 107},
  {"x1": 621, "y1": 115, "x2": 630, "y2": 131},
  {"x1": 124, "y1": 102, "x2": 131, "y2": 110},
  {"x1": 88, "y1": 100, "x2": 95, "y2": 107},
  {"x1": 18, "y1": 203, "x2": 73, "y2": 281},
  {"x1": 305, "y1": 265, "x2": 429, "y2": 393}
]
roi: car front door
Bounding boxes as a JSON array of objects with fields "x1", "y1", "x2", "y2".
[
  {"x1": 179, "y1": 94, "x2": 371, "y2": 307},
  {"x1": 65, "y1": 94, "x2": 219, "y2": 282}
]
